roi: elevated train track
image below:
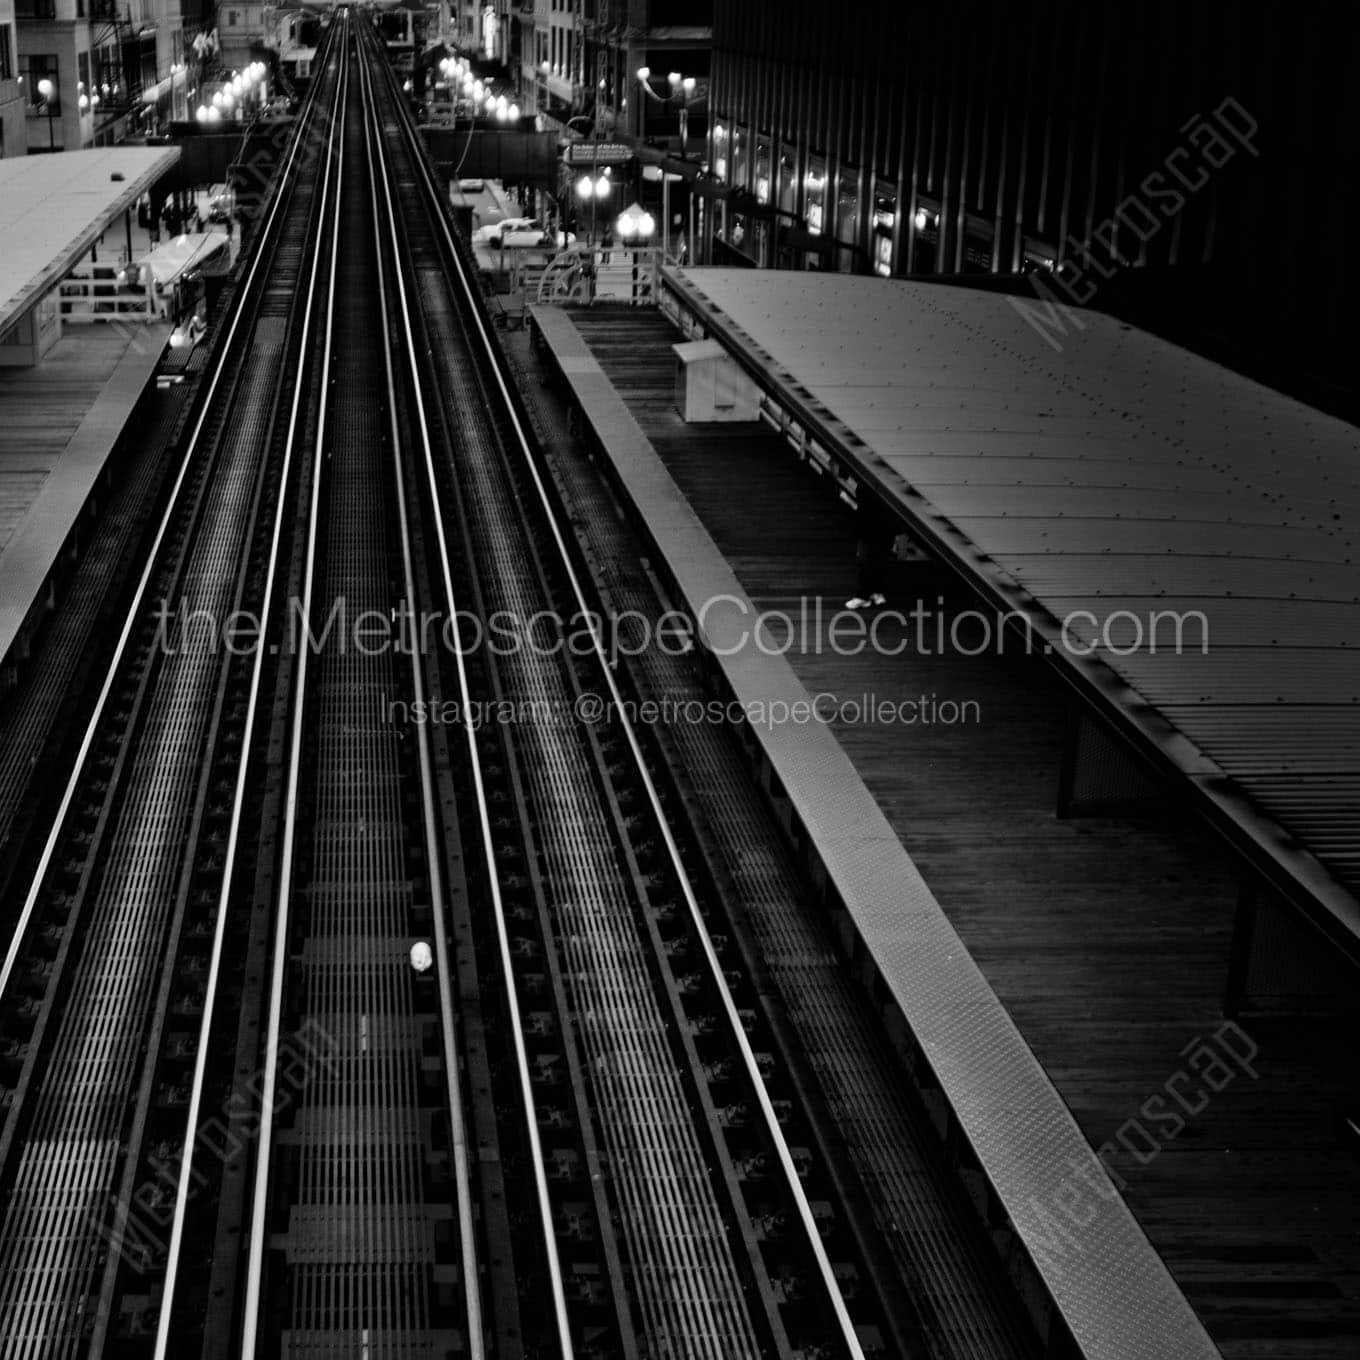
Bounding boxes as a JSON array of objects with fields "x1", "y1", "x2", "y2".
[{"x1": 0, "y1": 10, "x2": 1067, "y2": 1360}]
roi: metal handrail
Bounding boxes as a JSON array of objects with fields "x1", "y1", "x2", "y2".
[{"x1": 535, "y1": 243, "x2": 668, "y2": 306}]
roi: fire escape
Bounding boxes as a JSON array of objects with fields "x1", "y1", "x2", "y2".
[
  {"x1": 89, "y1": 0, "x2": 147, "y2": 129},
  {"x1": 578, "y1": 0, "x2": 638, "y2": 133}
]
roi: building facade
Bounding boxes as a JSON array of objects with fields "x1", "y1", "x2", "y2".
[
  {"x1": 509, "y1": 0, "x2": 709, "y2": 142},
  {"x1": 217, "y1": 0, "x2": 264, "y2": 71},
  {"x1": 704, "y1": 0, "x2": 1352, "y2": 384},
  {"x1": 15, "y1": 0, "x2": 194, "y2": 150},
  {"x1": 0, "y1": 0, "x2": 27, "y2": 154},
  {"x1": 498, "y1": 1, "x2": 708, "y2": 254}
]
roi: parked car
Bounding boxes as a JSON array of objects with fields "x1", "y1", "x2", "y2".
[
  {"x1": 472, "y1": 215, "x2": 535, "y2": 246},
  {"x1": 473, "y1": 216, "x2": 575, "y2": 250}
]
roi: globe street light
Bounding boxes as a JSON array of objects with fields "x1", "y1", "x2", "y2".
[
  {"x1": 636, "y1": 67, "x2": 706, "y2": 253},
  {"x1": 616, "y1": 202, "x2": 656, "y2": 303},
  {"x1": 36, "y1": 77, "x2": 56, "y2": 150},
  {"x1": 575, "y1": 172, "x2": 611, "y2": 245},
  {"x1": 616, "y1": 206, "x2": 655, "y2": 240}
]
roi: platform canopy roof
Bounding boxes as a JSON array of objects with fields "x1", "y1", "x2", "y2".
[
  {"x1": 673, "y1": 268, "x2": 1360, "y2": 949},
  {"x1": 0, "y1": 146, "x2": 180, "y2": 341}
]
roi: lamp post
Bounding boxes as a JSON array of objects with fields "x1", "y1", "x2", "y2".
[
  {"x1": 636, "y1": 66, "x2": 703, "y2": 258},
  {"x1": 558, "y1": 114, "x2": 593, "y2": 238},
  {"x1": 574, "y1": 171, "x2": 610, "y2": 247},
  {"x1": 636, "y1": 66, "x2": 701, "y2": 151},
  {"x1": 615, "y1": 201, "x2": 655, "y2": 304},
  {"x1": 36, "y1": 77, "x2": 56, "y2": 150}
]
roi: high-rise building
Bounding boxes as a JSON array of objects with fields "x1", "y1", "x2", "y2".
[
  {"x1": 0, "y1": 0, "x2": 26, "y2": 154},
  {"x1": 703, "y1": 0, "x2": 1349, "y2": 389}
]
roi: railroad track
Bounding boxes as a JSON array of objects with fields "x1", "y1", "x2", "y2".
[
  {"x1": 509, "y1": 317, "x2": 1046, "y2": 1360},
  {"x1": 0, "y1": 19, "x2": 348, "y2": 1355},
  {"x1": 355, "y1": 17, "x2": 888, "y2": 1359},
  {"x1": 233, "y1": 22, "x2": 489, "y2": 1356},
  {"x1": 0, "y1": 13, "x2": 1045, "y2": 1359}
]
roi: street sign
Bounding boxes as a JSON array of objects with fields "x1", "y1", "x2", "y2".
[{"x1": 563, "y1": 141, "x2": 634, "y2": 166}]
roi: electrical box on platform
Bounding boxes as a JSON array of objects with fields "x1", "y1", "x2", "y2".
[{"x1": 672, "y1": 339, "x2": 759, "y2": 422}]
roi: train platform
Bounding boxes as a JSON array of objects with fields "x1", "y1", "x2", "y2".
[
  {"x1": 0, "y1": 145, "x2": 181, "y2": 677},
  {"x1": 523, "y1": 298, "x2": 1360, "y2": 1359},
  {"x1": 0, "y1": 325, "x2": 171, "y2": 676},
  {"x1": 0, "y1": 146, "x2": 179, "y2": 341},
  {"x1": 656, "y1": 269, "x2": 1360, "y2": 991}
]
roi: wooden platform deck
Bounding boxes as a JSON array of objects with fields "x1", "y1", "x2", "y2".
[
  {"x1": 0, "y1": 331, "x2": 137, "y2": 545},
  {"x1": 553, "y1": 303, "x2": 1360, "y2": 1360},
  {"x1": 0, "y1": 324, "x2": 168, "y2": 667}
]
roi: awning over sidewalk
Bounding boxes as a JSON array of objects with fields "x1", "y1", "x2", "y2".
[{"x1": 142, "y1": 66, "x2": 188, "y2": 107}]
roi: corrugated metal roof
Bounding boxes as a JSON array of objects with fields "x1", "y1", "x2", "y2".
[
  {"x1": 669, "y1": 269, "x2": 1360, "y2": 945},
  {"x1": 0, "y1": 146, "x2": 180, "y2": 340}
]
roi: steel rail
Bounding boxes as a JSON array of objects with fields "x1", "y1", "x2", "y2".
[
  {"x1": 354, "y1": 18, "x2": 576, "y2": 1354},
  {"x1": 355, "y1": 39, "x2": 487, "y2": 1356},
  {"x1": 149, "y1": 20, "x2": 350, "y2": 1356},
  {"x1": 0, "y1": 22, "x2": 341, "y2": 1013},
  {"x1": 238, "y1": 16, "x2": 351, "y2": 1354},
  {"x1": 371, "y1": 26, "x2": 760, "y2": 1352},
  {"x1": 375, "y1": 33, "x2": 866, "y2": 1357}
]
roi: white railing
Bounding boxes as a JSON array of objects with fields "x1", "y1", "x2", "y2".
[
  {"x1": 59, "y1": 261, "x2": 158, "y2": 324},
  {"x1": 535, "y1": 244, "x2": 670, "y2": 306}
]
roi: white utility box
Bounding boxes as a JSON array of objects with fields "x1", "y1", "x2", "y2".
[{"x1": 672, "y1": 339, "x2": 759, "y2": 422}]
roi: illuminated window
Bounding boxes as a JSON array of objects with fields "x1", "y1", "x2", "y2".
[
  {"x1": 804, "y1": 158, "x2": 826, "y2": 234},
  {"x1": 777, "y1": 149, "x2": 795, "y2": 216}
]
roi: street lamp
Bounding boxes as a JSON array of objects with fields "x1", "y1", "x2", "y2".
[
  {"x1": 616, "y1": 202, "x2": 656, "y2": 303},
  {"x1": 637, "y1": 65, "x2": 702, "y2": 151},
  {"x1": 616, "y1": 203, "x2": 655, "y2": 241},
  {"x1": 636, "y1": 67, "x2": 706, "y2": 254},
  {"x1": 575, "y1": 172, "x2": 611, "y2": 245},
  {"x1": 36, "y1": 77, "x2": 56, "y2": 150}
]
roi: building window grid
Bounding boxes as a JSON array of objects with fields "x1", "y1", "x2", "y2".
[{"x1": 719, "y1": 14, "x2": 1162, "y2": 278}]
